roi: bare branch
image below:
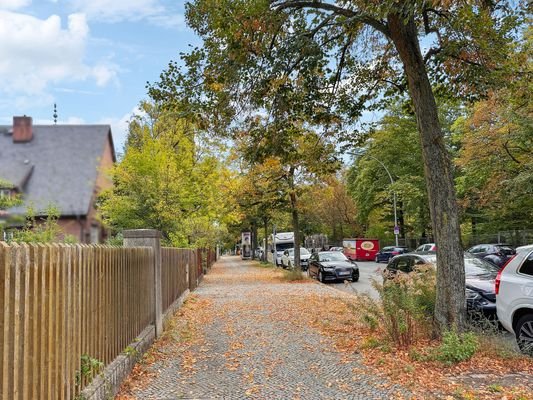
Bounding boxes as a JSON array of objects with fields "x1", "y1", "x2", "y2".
[
  {"x1": 424, "y1": 46, "x2": 442, "y2": 64},
  {"x1": 333, "y1": 32, "x2": 354, "y2": 92},
  {"x1": 503, "y1": 140, "x2": 521, "y2": 164},
  {"x1": 271, "y1": 1, "x2": 390, "y2": 37}
]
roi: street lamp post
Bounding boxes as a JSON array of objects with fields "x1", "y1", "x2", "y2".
[{"x1": 352, "y1": 153, "x2": 399, "y2": 247}]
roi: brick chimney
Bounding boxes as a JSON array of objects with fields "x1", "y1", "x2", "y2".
[{"x1": 13, "y1": 116, "x2": 33, "y2": 142}]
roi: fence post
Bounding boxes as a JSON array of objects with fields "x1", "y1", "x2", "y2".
[{"x1": 123, "y1": 229, "x2": 163, "y2": 338}]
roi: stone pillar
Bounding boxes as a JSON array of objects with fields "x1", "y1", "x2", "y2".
[{"x1": 123, "y1": 229, "x2": 163, "y2": 338}]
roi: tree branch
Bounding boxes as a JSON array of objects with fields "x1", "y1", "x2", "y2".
[
  {"x1": 503, "y1": 140, "x2": 521, "y2": 164},
  {"x1": 424, "y1": 46, "x2": 442, "y2": 64},
  {"x1": 271, "y1": 1, "x2": 390, "y2": 37}
]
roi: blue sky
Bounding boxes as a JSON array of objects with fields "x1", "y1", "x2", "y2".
[{"x1": 0, "y1": 0, "x2": 200, "y2": 154}]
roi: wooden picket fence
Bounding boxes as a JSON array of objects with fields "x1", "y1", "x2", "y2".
[
  {"x1": 161, "y1": 248, "x2": 196, "y2": 312},
  {"x1": 0, "y1": 242, "x2": 216, "y2": 400}
]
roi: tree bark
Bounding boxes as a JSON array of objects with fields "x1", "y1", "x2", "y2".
[
  {"x1": 288, "y1": 168, "x2": 301, "y2": 270},
  {"x1": 251, "y1": 221, "x2": 258, "y2": 260},
  {"x1": 388, "y1": 13, "x2": 466, "y2": 330},
  {"x1": 263, "y1": 216, "x2": 269, "y2": 262},
  {"x1": 290, "y1": 192, "x2": 301, "y2": 270}
]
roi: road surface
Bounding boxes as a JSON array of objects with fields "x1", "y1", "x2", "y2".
[{"x1": 327, "y1": 261, "x2": 385, "y2": 299}]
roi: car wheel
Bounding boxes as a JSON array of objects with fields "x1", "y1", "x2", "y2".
[
  {"x1": 375, "y1": 256, "x2": 379, "y2": 263},
  {"x1": 352, "y1": 271, "x2": 359, "y2": 282},
  {"x1": 516, "y1": 314, "x2": 533, "y2": 355},
  {"x1": 318, "y1": 270, "x2": 324, "y2": 283}
]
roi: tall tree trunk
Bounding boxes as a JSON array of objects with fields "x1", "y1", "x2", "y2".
[
  {"x1": 288, "y1": 168, "x2": 301, "y2": 270},
  {"x1": 263, "y1": 216, "x2": 269, "y2": 262},
  {"x1": 398, "y1": 201, "x2": 405, "y2": 238},
  {"x1": 251, "y1": 221, "x2": 258, "y2": 260},
  {"x1": 388, "y1": 13, "x2": 466, "y2": 330},
  {"x1": 290, "y1": 192, "x2": 301, "y2": 270}
]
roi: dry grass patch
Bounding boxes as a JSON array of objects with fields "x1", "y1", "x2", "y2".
[{"x1": 292, "y1": 283, "x2": 533, "y2": 400}]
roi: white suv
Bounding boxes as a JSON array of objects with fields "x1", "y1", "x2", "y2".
[{"x1": 496, "y1": 248, "x2": 533, "y2": 354}]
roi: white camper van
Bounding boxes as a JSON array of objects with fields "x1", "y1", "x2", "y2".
[{"x1": 267, "y1": 232, "x2": 295, "y2": 266}]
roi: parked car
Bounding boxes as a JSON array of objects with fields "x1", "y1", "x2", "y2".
[
  {"x1": 329, "y1": 246, "x2": 343, "y2": 252},
  {"x1": 385, "y1": 253, "x2": 499, "y2": 317},
  {"x1": 466, "y1": 243, "x2": 516, "y2": 268},
  {"x1": 496, "y1": 248, "x2": 533, "y2": 354},
  {"x1": 308, "y1": 251, "x2": 359, "y2": 283},
  {"x1": 281, "y1": 247, "x2": 311, "y2": 270},
  {"x1": 375, "y1": 246, "x2": 410, "y2": 263},
  {"x1": 415, "y1": 243, "x2": 437, "y2": 252}
]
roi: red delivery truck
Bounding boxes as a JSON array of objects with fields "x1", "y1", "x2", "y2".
[{"x1": 342, "y1": 238, "x2": 380, "y2": 261}]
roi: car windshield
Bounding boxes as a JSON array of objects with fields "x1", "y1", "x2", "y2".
[
  {"x1": 276, "y1": 243, "x2": 294, "y2": 251},
  {"x1": 319, "y1": 252, "x2": 348, "y2": 262},
  {"x1": 464, "y1": 256, "x2": 499, "y2": 277},
  {"x1": 383, "y1": 247, "x2": 395, "y2": 252},
  {"x1": 496, "y1": 246, "x2": 516, "y2": 255}
]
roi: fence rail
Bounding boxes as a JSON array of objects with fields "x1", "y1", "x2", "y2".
[
  {"x1": 0, "y1": 239, "x2": 216, "y2": 400},
  {"x1": 161, "y1": 248, "x2": 195, "y2": 312}
]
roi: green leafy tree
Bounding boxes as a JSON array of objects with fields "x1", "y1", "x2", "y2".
[
  {"x1": 454, "y1": 28, "x2": 533, "y2": 234},
  {"x1": 149, "y1": 0, "x2": 522, "y2": 329},
  {"x1": 237, "y1": 116, "x2": 340, "y2": 270},
  {"x1": 99, "y1": 102, "x2": 238, "y2": 248},
  {"x1": 299, "y1": 173, "x2": 360, "y2": 243}
]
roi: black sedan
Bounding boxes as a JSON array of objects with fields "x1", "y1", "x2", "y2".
[
  {"x1": 385, "y1": 253, "x2": 499, "y2": 317},
  {"x1": 375, "y1": 246, "x2": 410, "y2": 263},
  {"x1": 308, "y1": 251, "x2": 359, "y2": 283}
]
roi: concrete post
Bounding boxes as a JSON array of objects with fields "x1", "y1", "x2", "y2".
[{"x1": 123, "y1": 229, "x2": 163, "y2": 338}]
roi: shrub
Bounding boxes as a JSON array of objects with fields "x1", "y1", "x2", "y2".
[
  {"x1": 361, "y1": 266, "x2": 437, "y2": 347},
  {"x1": 432, "y1": 330, "x2": 478, "y2": 364}
]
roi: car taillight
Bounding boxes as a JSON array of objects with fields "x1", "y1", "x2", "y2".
[
  {"x1": 495, "y1": 255, "x2": 516, "y2": 295},
  {"x1": 392, "y1": 251, "x2": 399, "y2": 255}
]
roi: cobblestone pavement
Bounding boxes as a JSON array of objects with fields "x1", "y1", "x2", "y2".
[{"x1": 120, "y1": 256, "x2": 412, "y2": 400}]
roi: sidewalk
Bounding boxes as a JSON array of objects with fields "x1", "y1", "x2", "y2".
[{"x1": 117, "y1": 256, "x2": 411, "y2": 399}]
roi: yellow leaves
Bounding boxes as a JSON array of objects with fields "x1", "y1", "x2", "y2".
[{"x1": 209, "y1": 82, "x2": 224, "y2": 92}]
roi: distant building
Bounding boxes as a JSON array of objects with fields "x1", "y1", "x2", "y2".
[{"x1": 0, "y1": 116, "x2": 116, "y2": 243}]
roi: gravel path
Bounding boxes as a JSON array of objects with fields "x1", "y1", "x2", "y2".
[{"x1": 119, "y1": 256, "x2": 411, "y2": 399}]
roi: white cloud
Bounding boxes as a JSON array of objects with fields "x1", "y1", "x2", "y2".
[
  {"x1": 69, "y1": 0, "x2": 184, "y2": 29},
  {"x1": 0, "y1": 11, "x2": 118, "y2": 97},
  {"x1": 148, "y1": 13, "x2": 185, "y2": 30},
  {"x1": 0, "y1": 0, "x2": 30, "y2": 10}
]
